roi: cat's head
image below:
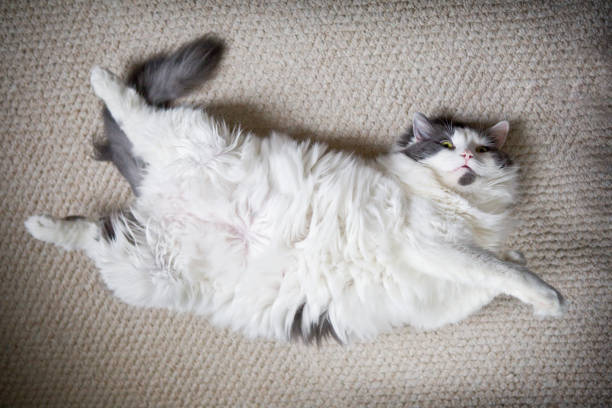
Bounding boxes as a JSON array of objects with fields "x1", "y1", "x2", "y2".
[{"x1": 398, "y1": 113, "x2": 513, "y2": 188}]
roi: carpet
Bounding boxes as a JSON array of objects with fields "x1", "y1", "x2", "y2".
[{"x1": 1, "y1": 0, "x2": 610, "y2": 406}]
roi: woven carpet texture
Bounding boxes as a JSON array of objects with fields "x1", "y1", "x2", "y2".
[{"x1": 1, "y1": 1, "x2": 610, "y2": 406}]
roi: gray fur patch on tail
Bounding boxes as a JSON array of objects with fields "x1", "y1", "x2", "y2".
[
  {"x1": 128, "y1": 35, "x2": 225, "y2": 106},
  {"x1": 94, "y1": 35, "x2": 225, "y2": 195}
]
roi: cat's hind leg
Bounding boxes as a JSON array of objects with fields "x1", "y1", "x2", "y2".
[
  {"x1": 26, "y1": 213, "x2": 197, "y2": 311},
  {"x1": 90, "y1": 67, "x2": 157, "y2": 155},
  {"x1": 90, "y1": 67, "x2": 182, "y2": 165},
  {"x1": 25, "y1": 215, "x2": 101, "y2": 251},
  {"x1": 91, "y1": 66, "x2": 237, "y2": 171},
  {"x1": 25, "y1": 213, "x2": 154, "y2": 307},
  {"x1": 90, "y1": 67, "x2": 146, "y2": 130}
]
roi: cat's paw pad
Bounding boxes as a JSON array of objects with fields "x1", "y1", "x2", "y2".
[
  {"x1": 533, "y1": 287, "x2": 567, "y2": 318},
  {"x1": 25, "y1": 215, "x2": 61, "y2": 243}
]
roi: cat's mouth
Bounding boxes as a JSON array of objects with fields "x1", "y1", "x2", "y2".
[{"x1": 454, "y1": 164, "x2": 472, "y2": 172}]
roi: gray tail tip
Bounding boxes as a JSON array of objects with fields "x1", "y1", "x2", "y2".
[
  {"x1": 185, "y1": 33, "x2": 226, "y2": 71},
  {"x1": 194, "y1": 33, "x2": 226, "y2": 54}
]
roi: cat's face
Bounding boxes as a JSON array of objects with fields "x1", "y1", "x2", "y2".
[{"x1": 399, "y1": 113, "x2": 512, "y2": 187}]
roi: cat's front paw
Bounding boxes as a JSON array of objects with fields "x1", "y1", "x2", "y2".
[
  {"x1": 532, "y1": 285, "x2": 567, "y2": 318},
  {"x1": 503, "y1": 250, "x2": 527, "y2": 265}
]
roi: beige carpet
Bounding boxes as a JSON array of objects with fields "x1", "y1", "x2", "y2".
[{"x1": 1, "y1": 1, "x2": 610, "y2": 406}]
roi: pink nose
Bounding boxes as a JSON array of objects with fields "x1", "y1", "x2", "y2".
[{"x1": 461, "y1": 150, "x2": 473, "y2": 160}]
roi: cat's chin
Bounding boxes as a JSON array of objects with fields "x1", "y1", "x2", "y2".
[{"x1": 438, "y1": 168, "x2": 477, "y2": 188}]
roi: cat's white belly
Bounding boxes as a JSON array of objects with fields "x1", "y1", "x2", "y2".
[{"x1": 133, "y1": 150, "x2": 420, "y2": 339}]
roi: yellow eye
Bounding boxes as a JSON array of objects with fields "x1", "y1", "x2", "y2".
[
  {"x1": 476, "y1": 146, "x2": 489, "y2": 153},
  {"x1": 441, "y1": 141, "x2": 454, "y2": 149}
]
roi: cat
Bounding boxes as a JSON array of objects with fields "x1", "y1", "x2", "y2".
[{"x1": 25, "y1": 35, "x2": 566, "y2": 344}]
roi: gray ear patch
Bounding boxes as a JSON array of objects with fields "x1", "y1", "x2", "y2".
[
  {"x1": 402, "y1": 139, "x2": 446, "y2": 161},
  {"x1": 400, "y1": 117, "x2": 455, "y2": 161}
]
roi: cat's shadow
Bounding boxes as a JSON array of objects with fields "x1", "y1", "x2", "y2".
[
  {"x1": 204, "y1": 102, "x2": 529, "y2": 159},
  {"x1": 204, "y1": 102, "x2": 388, "y2": 158}
]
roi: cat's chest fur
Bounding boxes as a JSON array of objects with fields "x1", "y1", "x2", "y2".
[
  {"x1": 382, "y1": 152, "x2": 517, "y2": 253},
  {"x1": 410, "y1": 192, "x2": 512, "y2": 252}
]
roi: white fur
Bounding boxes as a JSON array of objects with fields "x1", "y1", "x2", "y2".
[{"x1": 25, "y1": 67, "x2": 566, "y2": 343}]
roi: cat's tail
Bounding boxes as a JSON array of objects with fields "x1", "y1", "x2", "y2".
[
  {"x1": 125, "y1": 35, "x2": 225, "y2": 106},
  {"x1": 94, "y1": 35, "x2": 225, "y2": 195}
]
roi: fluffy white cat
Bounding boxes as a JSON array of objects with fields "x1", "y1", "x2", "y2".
[{"x1": 25, "y1": 36, "x2": 565, "y2": 344}]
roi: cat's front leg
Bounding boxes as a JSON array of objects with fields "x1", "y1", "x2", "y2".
[
  {"x1": 496, "y1": 251, "x2": 566, "y2": 316},
  {"x1": 512, "y1": 268, "x2": 567, "y2": 317},
  {"x1": 408, "y1": 245, "x2": 566, "y2": 317}
]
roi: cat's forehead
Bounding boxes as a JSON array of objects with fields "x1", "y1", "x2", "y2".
[{"x1": 450, "y1": 127, "x2": 490, "y2": 145}]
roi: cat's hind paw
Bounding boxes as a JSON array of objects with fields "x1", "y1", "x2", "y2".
[
  {"x1": 25, "y1": 215, "x2": 62, "y2": 244},
  {"x1": 25, "y1": 214, "x2": 97, "y2": 251},
  {"x1": 90, "y1": 66, "x2": 122, "y2": 100},
  {"x1": 532, "y1": 286, "x2": 568, "y2": 318}
]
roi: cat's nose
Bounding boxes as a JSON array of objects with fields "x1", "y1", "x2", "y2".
[{"x1": 461, "y1": 150, "x2": 473, "y2": 160}]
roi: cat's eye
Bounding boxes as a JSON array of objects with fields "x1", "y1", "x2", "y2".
[
  {"x1": 476, "y1": 146, "x2": 489, "y2": 153},
  {"x1": 440, "y1": 141, "x2": 454, "y2": 149}
]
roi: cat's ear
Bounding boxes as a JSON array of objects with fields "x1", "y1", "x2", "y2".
[
  {"x1": 413, "y1": 112, "x2": 436, "y2": 142},
  {"x1": 486, "y1": 120, "x2": 509, "y2": 148}
]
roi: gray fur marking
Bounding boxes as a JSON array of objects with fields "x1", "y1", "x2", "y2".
[
  {"x1": 399, "y1": 116, "x2": 456, "y2": 161},
  {"x1": 100, "y1": 215, "x2": 116, "y2": 241},
  {"x1": 63, "y1": 215, "x2": 86, "y2": 221},
  {"x1": 290, "y1": 304, "x2": 342, "y2": 345},
  {"x1": 458, "y1": 170, "x2": 476, "y2": 185},
  {"x1": 94, "y1": 107, "x2": 146, "y2": 195}
]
